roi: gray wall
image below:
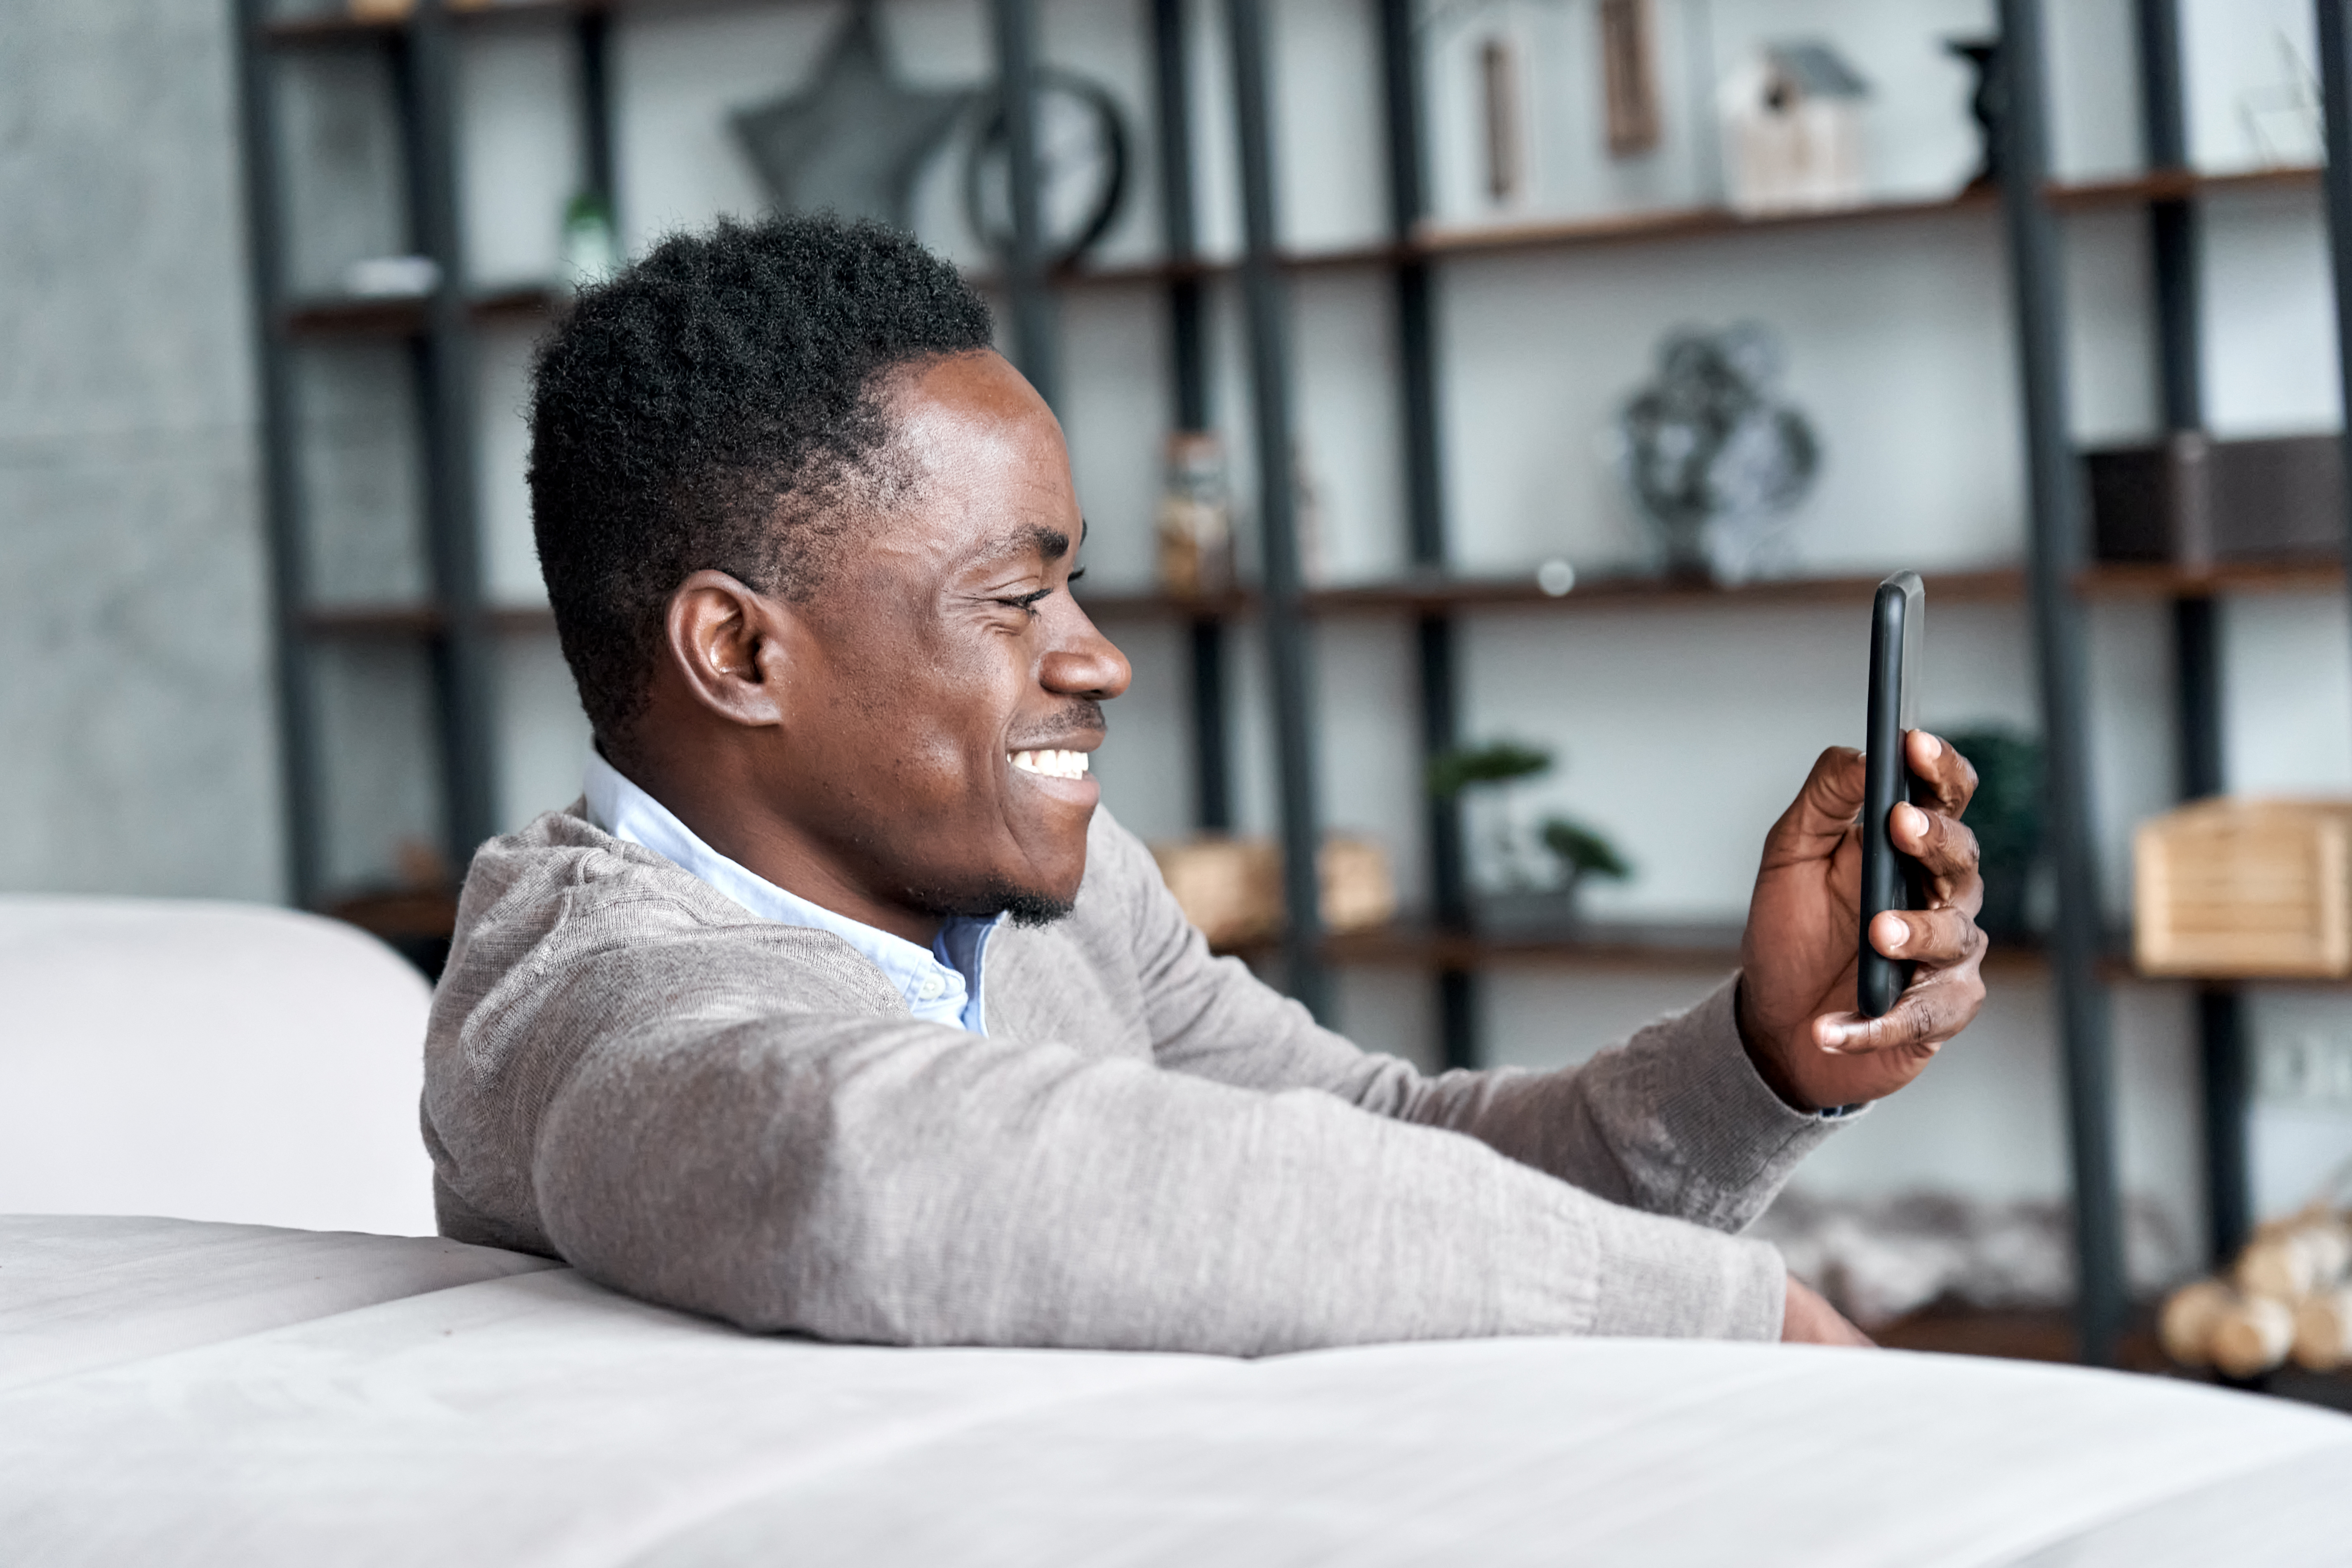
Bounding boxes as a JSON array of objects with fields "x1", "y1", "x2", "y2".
[{"x1": 0, "y1": 2, "x2": 283, "y2": 900}]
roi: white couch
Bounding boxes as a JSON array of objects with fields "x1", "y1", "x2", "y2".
[
  {"x1": 5, "y1": 898, "x2": 2349, "y2": 1564},
  {"x1": 0, "y1": 896, "x2": 436, "y2": 1235}
]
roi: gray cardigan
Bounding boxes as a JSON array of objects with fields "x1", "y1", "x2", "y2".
[{"x1": 422, "y1": 805, "x2": 1838, "y2": 1354}]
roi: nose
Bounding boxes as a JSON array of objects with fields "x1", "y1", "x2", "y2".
[{"x1": 1041, "y1": 613, "x2": 1131, "y2": 701}]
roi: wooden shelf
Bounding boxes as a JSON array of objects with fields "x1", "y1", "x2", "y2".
[
  {"x1": 1216, "y1": 919, "x2": 2087, "y2": 977},
  {"x1": 1081, "y1": 558, "x2": 2341, "y2": 624},
  {"x1": 264, "y1": 1, "x2": 609, "y2": 45},
  {"x1": 284, "y1": 283, "x2": 561, "y2": 338},
  {"x1": 1414, "y1": 188, "x2": 2001, "y2": 263},
  {"x1": 302, "y1": 563, "x2": 2336, "y2": 645},
  {"x1": 2046, "y1": 165, "x2": 2322, "y2": 210},
  {"x1": 2079, "y1": 558, "x2": 2344, "y2": 599},
  {"x1": 1874, "y1": 1302, "x2": 2352, "y2": 1413},
  {"x1": 1029, "y1": 168, "x2": 2327, "y2": 292},
  {"x1": 1309, "y1": 566, "x2": 2028, "y2": 616},
  {"x1": 299, "y1": 603, "x2": 556, "y2": 638},
  {"x1": 1315, "y1": 920, "x2": 1746, "y2": 971},
  {"x1": 1875, "y1": 1302, "x2": 2171, "y2": 1373}
]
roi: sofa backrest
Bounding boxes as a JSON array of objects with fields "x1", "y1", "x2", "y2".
[{"x1": 0, "y1": 897, "x2": 435, "y2": 1235}]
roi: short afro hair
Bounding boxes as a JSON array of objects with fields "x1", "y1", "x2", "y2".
[{"x1": 528, "y1": 214, "x2": 995, "y2": 749}]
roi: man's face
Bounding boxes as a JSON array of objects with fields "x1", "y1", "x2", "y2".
[{"x1": 763, "y1": 349, "x2": 1130, "y2": 926}]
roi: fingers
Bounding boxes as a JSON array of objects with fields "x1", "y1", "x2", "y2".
[
  {"x1": 1906, "y1": 730, "x2": 1979, "y2": 817},
  {"x1": 1783, "y1": 1276, "x2": 1879, "y2": 1347},
  {"x1": 1890, "y1": 801, "x2": 1984, "y2": 907},
  {"x1": 1814, "y1": 951, "x2": 1987, "y2": 1055},
  {"x1": 1870, "y1": 906, "x2": 1981, "y2": 966}
]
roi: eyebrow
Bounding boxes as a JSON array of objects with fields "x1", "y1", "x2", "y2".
[{"x1": 980, "y1": 521, "x2": 1082, "y2": 565}]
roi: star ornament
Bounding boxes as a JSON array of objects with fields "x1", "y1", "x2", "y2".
[{"x1": 732, "y1": 5, "x2": 972, "y2": 233}]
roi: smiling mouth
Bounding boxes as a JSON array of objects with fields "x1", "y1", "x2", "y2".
[{"x1": 1010, "y1": 749, "x2": 1090, "y2": 780}]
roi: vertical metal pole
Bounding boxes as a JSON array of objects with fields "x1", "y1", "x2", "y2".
[
  {"x1": 2320, "y1": 3, "x2": 2352, "y2": 610},
  {"x1": 577, "y1": 7, "x2": 617, "y2": 222},
  {"x1": 1224, "y1": 0, "x2": 1328, "y2": 1019},
  {"x1": 410, "y1": 0, "x2": 500, "y2": 863},
  {"x1": 1998, "y1": 0, "x2": 2126, "y2": 1366},
  {"x1": 1153, "y1": 0, "x2": 1206, "y2": 423},
  {"x1": 2140, "y1": 0, "x2": 2252, "y2": 1268},
  {"x1": 991, "y1": 0, "x2": 1058, "y2": 408},
  {"x1": 231, "y1": 0, "x2": 324, "y2": 908},
  {"x1": 1152, "y1": 0, "x2": 1232, "y2": 832},
  {"x1": 1377, "y1": 0, "x2": 1473, "y2": 1066}
]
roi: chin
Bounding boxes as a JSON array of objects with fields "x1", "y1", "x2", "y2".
[{"x1": 902, "y1": 874, "x2": 1078, "y2": 928}]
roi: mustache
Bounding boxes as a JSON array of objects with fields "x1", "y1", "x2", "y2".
[{"x1": 1008, "y1": 698, "x2": 1107, "y2": 748}]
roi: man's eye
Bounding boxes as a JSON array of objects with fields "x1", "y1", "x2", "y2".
[{"x1": 996, "y1": 589, "x2": 1053, "y2": 617}]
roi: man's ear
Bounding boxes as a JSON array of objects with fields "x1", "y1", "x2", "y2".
[{"x1": 663, "y1": 570, "x2": 793, "y2": 728}]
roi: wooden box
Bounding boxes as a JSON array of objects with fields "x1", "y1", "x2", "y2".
[
  {"x1": 1149, "y1": 835, "x2": 1396, "y2": 951},
  {"x1": 2135, "y1": 799, "x2": 2352, "y2": 978},
  {"x1": 2086, "y1": 432, "x2": 2343, "y2": 566}
]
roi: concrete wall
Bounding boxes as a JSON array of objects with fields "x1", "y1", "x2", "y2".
[{"x1": 0, "y1": 2, "x2": 283, "y2": 901}]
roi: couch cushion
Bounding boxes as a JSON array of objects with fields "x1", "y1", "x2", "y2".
[
  {"x1": 5, "y1": 1218, "x2": 2350, "y2": 1567},
  {"x1": 0, "y1": 1214, "x2": 559, "y2": 1392},
  {"x1": 0, "y1": 897, "x2": 435, "y2": 1234}
]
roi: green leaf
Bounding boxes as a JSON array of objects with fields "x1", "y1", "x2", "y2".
[
  {"x1": 1539, "y1": 816, "x2": 1632, "y2": 880},
  {"x1": 1427, "y1": 739, "x2": 1554, "y2": 799}
]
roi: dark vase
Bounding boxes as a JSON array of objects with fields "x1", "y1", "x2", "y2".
[{"x1": 1947, "y1": 38, "x2": 2004, "y2": 191}]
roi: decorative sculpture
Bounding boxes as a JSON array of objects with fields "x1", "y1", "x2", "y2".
[
  {"x1": 1616, "y1": 323, "x2": 1820, "y2": 584},
  {"x1": 732, "y1": 4, "x2": 970, "y2": 232}
]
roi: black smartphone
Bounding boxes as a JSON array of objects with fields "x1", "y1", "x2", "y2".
[{"x1": 1858, "y1": 571, "x2": 1926, "y2": 1019}]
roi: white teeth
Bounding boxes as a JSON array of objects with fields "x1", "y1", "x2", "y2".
[{"x1": 1010, "y1": 748, "x2": 1090, "y2": 780}]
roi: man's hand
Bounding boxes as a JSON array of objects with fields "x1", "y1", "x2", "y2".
[
  {"x1": 1735, "y1": 732, "x2": 1987, "y2": 1113},
  {"x1": 1783, "y1": 1276, "x2": 1875, "y2": 1347}
]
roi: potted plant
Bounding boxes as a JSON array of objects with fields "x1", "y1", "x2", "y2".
[
  {"x1": 1428, "y1": 740, "x2": 1632, "y2": 933},
  {"x1": 1942, "y1": 726, "x2": 2045, "y2": 943}
]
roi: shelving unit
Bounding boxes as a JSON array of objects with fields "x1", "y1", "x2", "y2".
[{"x1": 235, "y1": 0, "x2": 2352, "y2": 1369}]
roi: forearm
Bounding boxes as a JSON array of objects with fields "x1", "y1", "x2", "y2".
[
  {"x1": 1158, "y1": 961, "x2": 1840, "y2": 1234},
  {"x1": 1367, "y1": 980, "x2": 1844, "y2": 1232},
  {"x1": 527, "y1": 1016, "x2": 1787, "y2": 1353}
]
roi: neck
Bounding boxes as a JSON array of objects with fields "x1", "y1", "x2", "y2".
[{"x1": 610, "y1": 742, "x2": 943, "y2": 947}]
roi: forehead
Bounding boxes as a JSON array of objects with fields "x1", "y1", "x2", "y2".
[{"x1": 873, "y1": 351, "x2": 1079, "y2": 569}]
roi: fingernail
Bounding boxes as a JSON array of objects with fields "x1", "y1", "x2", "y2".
[
  {"x1": 1880, "y1": 919, "x2": 1907, "y2": 954},
  {"x1": 1900, "y1": 803, "x2": 1930, "y2": 839},
  {"x1": 1918, "y1": 733, "x2": 1942, "y2": 759}
]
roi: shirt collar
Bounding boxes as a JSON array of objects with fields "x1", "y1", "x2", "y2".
[{"x1": 582, "y1": 750, "x2": 996, "y2": 1032}]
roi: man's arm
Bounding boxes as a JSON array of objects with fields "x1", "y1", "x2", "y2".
[
  {"x1": 1096, "y1": 819, "x2": 1837, "y2": 1236},
  {"x1": 423, "y1": 820, "x2": 1789, "y2": 1353},
  {"x1": 497, "y1": 1000, "x2": 1785, "y2": 1354}
]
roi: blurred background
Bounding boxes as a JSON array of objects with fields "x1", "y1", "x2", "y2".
[{"x1": 5, "y1": 0, "x2": 2351, "y2": 1381}]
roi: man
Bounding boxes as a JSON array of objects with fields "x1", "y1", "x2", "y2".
[{"x1": 424, "y1": 215, "x2": 1987, "y2": 1354}]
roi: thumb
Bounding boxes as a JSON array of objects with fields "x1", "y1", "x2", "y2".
[{"x1": 1763, "y1": 746, "x2": 1865, "y2": 867}]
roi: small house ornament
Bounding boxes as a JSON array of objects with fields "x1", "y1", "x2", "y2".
[{"x1": 1717, "y1": 41, "x2": 1870, "y2": 215}]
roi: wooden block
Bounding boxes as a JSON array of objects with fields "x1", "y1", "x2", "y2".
[
  {"x1": 2158, "y1": 1278, "x2": 2235, "y2": 1367},
  {"x1": 1149, "y1": 835, "x2": 1396, "y2": 950},
  {"x1": 1318, "y1": 836, "x2": 1398, "y2": 935},
  {"x1": 2210, "y1": 1295, "x2": 2295, "y2": 1378},
  {"x1": 1150, "y1": 838, "x2": 1282, "y2": 951},
  {"x1": 2293, "y1": 1286, "x2": 2352, "y2": 1372},
  {"x1": 2135, "y1": 798, "x2": 2352, "y2": 979},
  {"x1": 2237, "y1": 1235, "x2": 2321, "y2": 1302}
]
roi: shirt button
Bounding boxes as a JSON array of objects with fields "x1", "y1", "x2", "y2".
[{"x1": 916, "y1": 976, "x2": 945, "y2": 1001}]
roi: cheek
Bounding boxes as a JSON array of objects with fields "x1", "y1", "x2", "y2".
[{"x1": 841, "y1": 642, "x2": 1015, "y2": 803}]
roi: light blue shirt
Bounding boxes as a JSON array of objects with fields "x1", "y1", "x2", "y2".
[{"x1": 582, "y1": 751, "x2": 997, "y2": 1034}]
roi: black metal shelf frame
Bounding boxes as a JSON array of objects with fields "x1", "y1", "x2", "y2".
[
  {"x1": 238, "y1": 0, "x2": 617, "y2": 906},
  {"x1": 235, "y1": 0, "x2": 2352, "y2": 1371}
]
